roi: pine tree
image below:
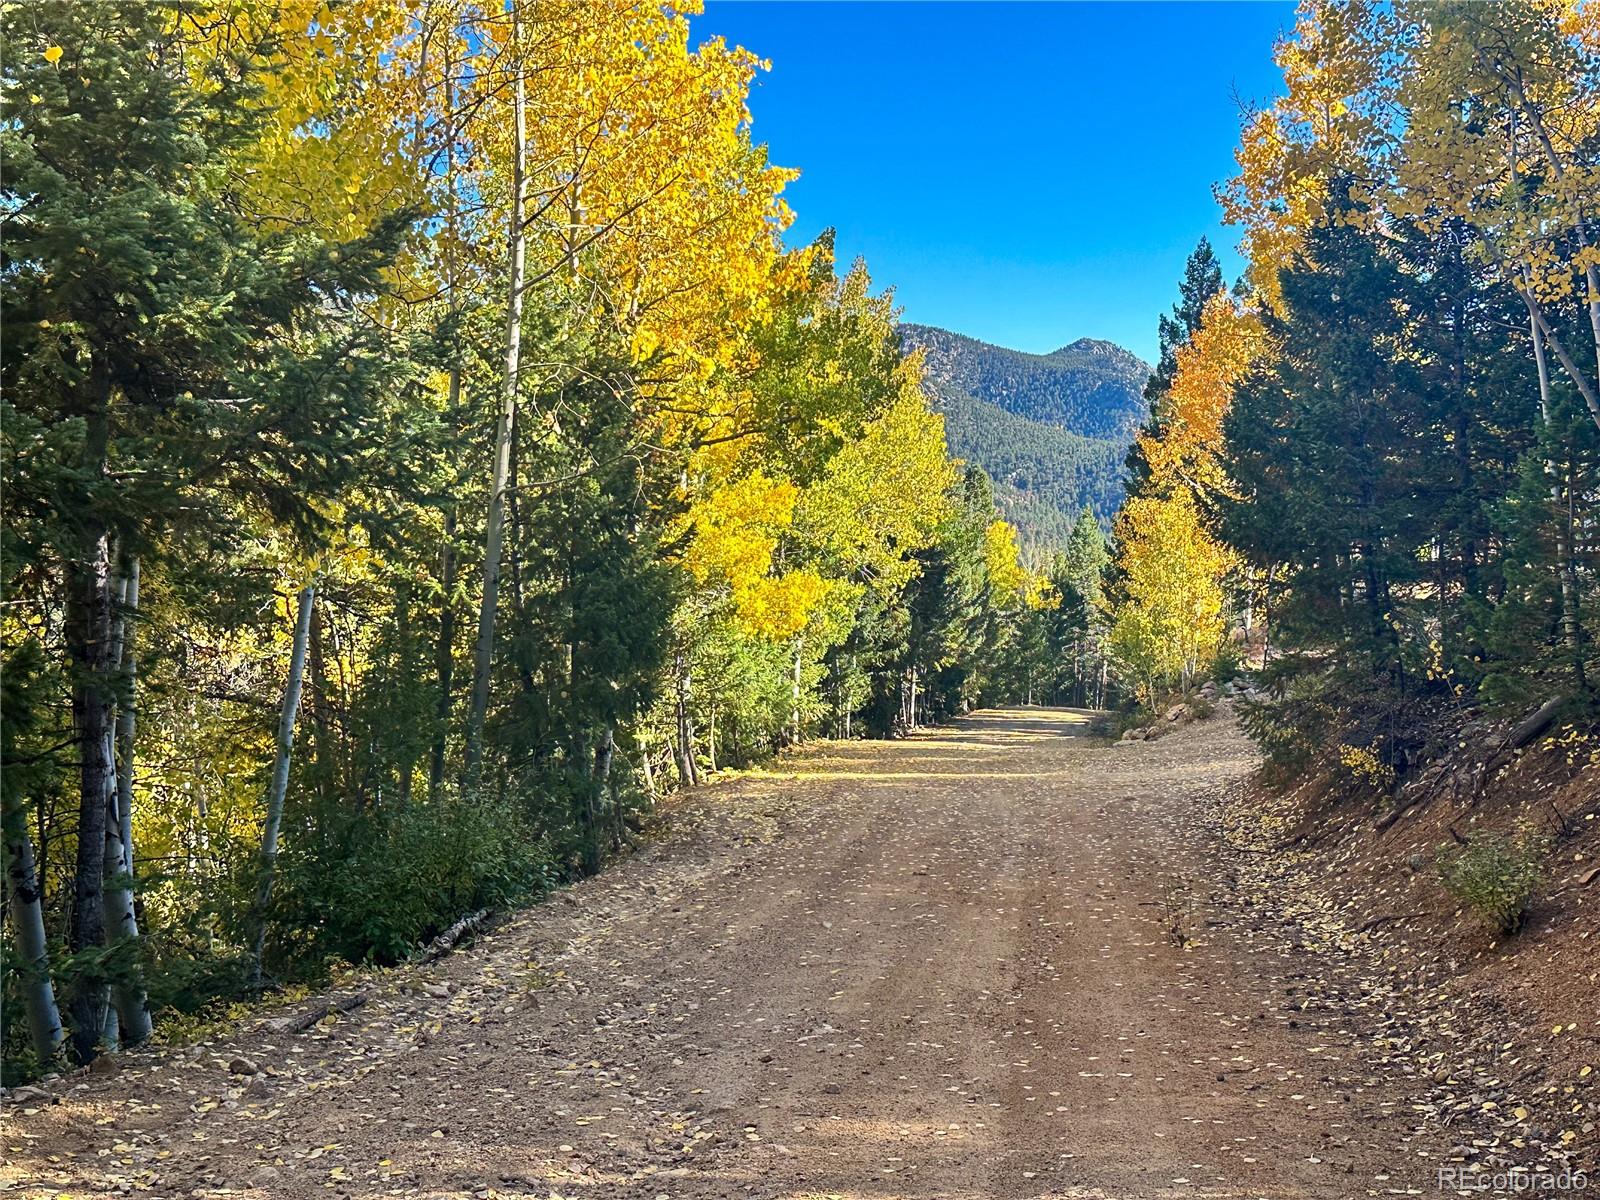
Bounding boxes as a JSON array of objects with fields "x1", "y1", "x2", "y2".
[
  {"x1": 1062, "y1": 506, "x2": 1109, "y2": 604},
  {"x1": 1473, "y1": 395, "x2": 1600, "y2": 709},
  {"x1": 1, "y1": 0, "x2": 408, "y2": 1061},
  {"x1": 1125, "y1": 239, "x2": 1224, "y2": 490},
  {"x1": 1219, "y1": 209, "x2": 1451, "y2": 692},
  {"x1": 902, "y1": 467, "x2": 1000, "y2": 724},
  {"x1": 497, "y1": 356, "x2": 675, "y2": 875}
]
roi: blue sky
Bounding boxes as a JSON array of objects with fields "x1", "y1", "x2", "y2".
[{"x1": 695, "y1": 1, "x2": 1295, "y2": 364}]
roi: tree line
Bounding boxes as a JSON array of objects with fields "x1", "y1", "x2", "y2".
[
  {"x1": 1108, "y1": 2, "x2": 1599, "y2": 782},
  {"x1": 0, "y1": 0, "x2": 1114, "y2": 1076}
]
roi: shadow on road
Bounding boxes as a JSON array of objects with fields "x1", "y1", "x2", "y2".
[{"x1": 941, "y1": 705, "x2": 1101, "y2": 742}]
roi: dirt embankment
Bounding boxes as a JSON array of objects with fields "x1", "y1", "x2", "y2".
[{"x1": 1222, "y1": 709, "x2": 1600, "y2": 1185}]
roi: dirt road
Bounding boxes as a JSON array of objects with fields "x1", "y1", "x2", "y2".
[{"x1": 7, "y1": 709, "x2": 1460, "y2": 1199}]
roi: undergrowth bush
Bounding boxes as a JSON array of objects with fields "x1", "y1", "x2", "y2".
[
  {"x1": 1435, "y1": 825, "x2": 1549, "y2": 935},
  {"x1": 1336, "y1": 741, "x2": 1396, "y2": 796},
  {"x1": 268, "y1": 794, "x2": 557, "y2": 975},
  {"x1": 1235, "y1": 673, "x2": 1336, "y2": 785},
  {"x1": 1210, "y1": 643, "x2": 1245, "y2": 685}
]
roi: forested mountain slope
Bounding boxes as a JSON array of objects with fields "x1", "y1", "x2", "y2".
[
  {"x1": 900, "y1": 323, "x2": 1150, "y2": 544},
  {"x1": 902, "y1": 324, "x2": 1149, "y2": 436},
  {"x1": 936, "y1": 391, "x2": 1126, "y2": 548}
]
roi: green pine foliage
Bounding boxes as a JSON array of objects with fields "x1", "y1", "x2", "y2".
[
  {"x1": 1212, "y1": 192, "x2": 1599, "y2": 782},
  {"x1": 1221, "y1": 212, "x2": 1455, "y2": 688},
  {"x1": 3, "y1": 0, "x2": 419, "y2": 1066},
  {"x1": 1125, "y1": 238, "x2": 1224, "y2": 492},
  {"x1": 1472, "y1": 402, "x2": 1600, "y2": 710}
]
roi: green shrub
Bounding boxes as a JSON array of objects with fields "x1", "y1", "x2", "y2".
[
  {"x1": 1435, "y1": 825, "x2": 1549, "y2": 935},
  {"x1": 1236, "y1": 679, "x2": 1334, "y2": 784},
  {"x1": 1210, "y1": 643, "x2": 1244, "y2": 685},
  {"x1": 268, "y1": 794, "x2": 557, "y2": 973}
]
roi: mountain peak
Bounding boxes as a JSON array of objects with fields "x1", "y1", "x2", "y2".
[
  {"x1": 1050, "y1": 335, "x2": 1129, "y2": 357},
  {"x1": 898, "y1": 322, "x2": 1150, "y2": 544},
  {"x1": 899, "y1": 323, "x2": 1150, "y2": 440}
]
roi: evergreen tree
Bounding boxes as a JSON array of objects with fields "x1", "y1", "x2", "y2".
[
  {"x1": 1057, "y1": 508, "x2": 1110, "y2": 704},
  {"x1": 1, "y1": 0, "x2": 407, "y2": 1061},
  {"x1": 1219, "y1": 211, "x2": 1452, "y2": 695},
  {"x1": 498, "y1": 359, "x2": 675, "y2": 875},
  {"x1": 903, "y1": 467, "x2": 1001, "y2": 724},
  {"x1": 1125, "y1": 239, "x2": 1223, "y2": 490},
  {"x1": 1472, "y1": 395, "x2": 1600, "y2": 709},
  {"x1": 1062, "y1": 506, "x2": 1109, "y2": 604}
]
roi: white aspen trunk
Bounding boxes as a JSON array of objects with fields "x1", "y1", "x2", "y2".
[
  {"x1": 1528, "y1": 296, "x2": 1600, "y2": 434},
  {"x1": 1506, "y1": 84, "x2": 1600, "y2": 432},
  {"x1": 790, "y1": 639, "x2": 803, "y2": 745},
  {"x1": 65, "y1": 517, "x2": 115, "y2": 1063},
  {"x1": 464, "y1": 11, "x2": 528, "y2": 784},
  {"x1": 98, "y1": 574, "x2": 129, "y2": 1048},
  {"x1": 1528, "y1": 300, "x2": 1587, "y2": 679},
  {"x1": 116, "y1": 560, "x2": 139, "y2": 864},
  {"x1": 98, "y1": 749, "x2": 120, "y2": 1050},
  {"x1": 249, "y1": 585, "x2": 315, "y2": 990},
  {"x1": 106, "y1": 560, "x2": 152, "y2": 1042},
  {"x1": 3, "y1": 813, "x2": 64, "y2": 1061},
  {"x1": 1585, "y1": 262, "x2": 1600, "y2": 391},
  {"x1": 565, "y1": 173, "x2": 583, "y2": 283},
  {"x1": 674, "y1": 653, "x2": 698, "y2": 785},
  {"x1": 429, "y1": 22, "x2": 465, "y2": 800},
  {"x1": 639, "y1": 733, "x2": 656, "y2": 798},
  {"x1": 429, "y1": 399, "x2": 462, "y2": 796},
  {"x1": 1262, "y1": 565, "x2": 1276, "y2": 666},
  {"x1": 99, "y1": 727, "x2": 134, "y2": 1045}
]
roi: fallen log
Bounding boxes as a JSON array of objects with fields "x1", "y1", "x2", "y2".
[
  {"x1": 1354, "y1": 911, "x2": 1428, "y2": 935},
  {"x1": 418, "y1": 908, "x2": 491, "y2": 965},
  {"x1": 1375, "y1": 766, "x2": 1453, "y2": 832},
  {"x1": 263, "y1": 988, "x2": 371, "y2": 1035},
  {"x1": 1474, "y1": 695, "x2": 1567, "y2": 800}
]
